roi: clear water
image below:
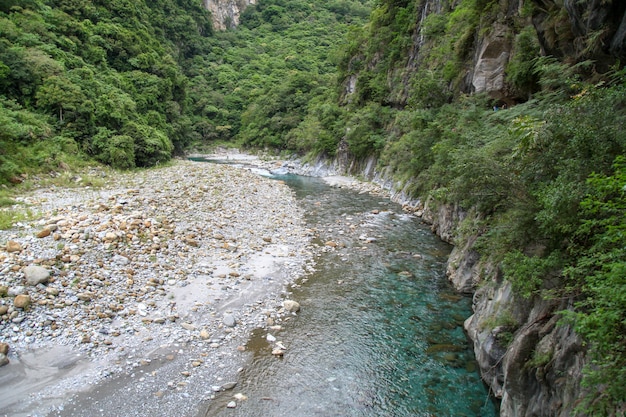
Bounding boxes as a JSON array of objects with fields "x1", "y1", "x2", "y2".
[{"x1": 201, "y1": 173, "x2": 497, "y2": 417}]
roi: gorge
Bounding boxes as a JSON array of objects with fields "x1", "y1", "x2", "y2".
[{"x1": 0, "y1": 0, "x2": 625, "y2": 415}]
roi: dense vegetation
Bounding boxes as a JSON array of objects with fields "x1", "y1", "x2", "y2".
[
  {"x1": 0, "y1": 0, "x2": 370, "y2": 182},
  {"x1": 1, "y1": 0, "x2": 625, "y2": 414}
]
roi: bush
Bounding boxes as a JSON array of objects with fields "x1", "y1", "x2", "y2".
[
  {"x1": 90, "y1": 128, "x2": 135, "y2": 169},
  {"x1": 122, "y1": 121, "x2": 172, "y2": 167}
]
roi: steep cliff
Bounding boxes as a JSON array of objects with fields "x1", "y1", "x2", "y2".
[{"x1": 203, "y1": 0, "x2": 255, "y2": 30}]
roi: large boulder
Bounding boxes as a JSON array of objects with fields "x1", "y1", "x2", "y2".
[{"x1": 24, "y1": 265, "x2": 50, "y2": 286}]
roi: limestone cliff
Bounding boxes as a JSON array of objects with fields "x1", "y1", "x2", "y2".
[{"x1": 202, "y1": 0, "x2": 255, "y2": 30}]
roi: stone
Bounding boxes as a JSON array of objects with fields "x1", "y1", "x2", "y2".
[
  {"x1": 0, "y1": 305, "x2": 8, "y2": 315},
  {"x1": 271, "y1": 348, "x2": 285, "y2": 356},
  {"x1": 0, "y1": 342, "x2": 8, "y2": 355},
  {"x1": 14, "y1": 294, "x2": 31, "y2": 309},
  {"x1": 223, "y1": 313, "x2": 236, "y2": 327},
  {"x1": 181, "y1": 322, "x2": 196, "y2": 331},
  {"x1": 0, "y1": 285, "x2": 7, "y2": 297},
  {"x1": 226, "y1": 401, "x2": 237, "y2": 409},
  {"x1": 36, "y1": 228, "x2": 51, "y2": 238},
  {"x1": 283, "y1": 299, "x2": 300, "y2": 313},
  {"x1": 6, "y1": 241, "x2": 22, "y2": 253},
  {"x1": 76, "y1": 292, "x2": 94, "y2": 301},
  {"x1": 199, "y1": 329, "x2": 210, "y2": 340},
  {"x1": 0, "y1": 353, "x2": 9, "y2": 367},
  {"x1": 221, "y1": 382, "x2": 237, "y2": 390},
  {"x1": 24, "y1": 265, "x2": 50, "y2": 286}
]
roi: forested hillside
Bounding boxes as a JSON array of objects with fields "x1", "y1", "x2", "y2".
[{"x1": 0, "y1": 0, "x2": 370, "y2": 180}]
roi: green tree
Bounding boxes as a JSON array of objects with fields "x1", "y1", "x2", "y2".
[
  {"x1": 36, "y1": 74, "x2": 85, "y2": 121},
  {"x1": 566, "y1": 157, "x2": 626, "y2": 415}
]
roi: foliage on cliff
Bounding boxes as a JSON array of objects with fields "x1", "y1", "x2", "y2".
[{"x1": 330, "y1": 1, "x2": 626, "y2": 414}]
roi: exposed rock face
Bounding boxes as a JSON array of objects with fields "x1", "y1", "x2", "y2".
[
  {"x1": 343, "y1": 0, "x2": 626, "y2": 106},
  {"x1": 203, "y1": 0, "x2": 256, "y2": 30},
  {"x1": 470, "y1": 22, "x2": 512, "y2": 98},
  {"x1": 424, "y1": 202, "x2": 587, "y2": 417}
]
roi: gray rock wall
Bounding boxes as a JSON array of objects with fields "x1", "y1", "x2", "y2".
[{"x1": 203, "y1": 0, "x2": 255, "y2": 30}]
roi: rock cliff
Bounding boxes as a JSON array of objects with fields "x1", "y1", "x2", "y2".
[{"x1": 202, "y1": 0, "x2": 255, "y2": 30}]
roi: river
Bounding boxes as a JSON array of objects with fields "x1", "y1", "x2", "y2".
[{"x1": 199, "y1": 170, "x2": 497, "y2": 416}]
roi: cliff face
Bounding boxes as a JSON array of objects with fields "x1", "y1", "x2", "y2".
[
  {"x1": 344, "y1": 0, "x2": 626, "y2": 107},
  {"x1": 426, "y1": 202, "x2": 586, "y2": 417},
  {"x1": 202, "y1": 0, "x2": 255, "y2": 30}
]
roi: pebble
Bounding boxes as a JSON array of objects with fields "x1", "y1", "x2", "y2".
[
  {"x1": 14, "y1": 294, "x2": 31, "y2": 309},
  {"x1": 222, "y1": 313, "x2": 236, "y2": 328},
  {"x1": 0, "y1": 159, "x2": 313, "y2": 412}
]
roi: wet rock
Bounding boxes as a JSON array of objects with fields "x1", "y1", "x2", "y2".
[
  {"x1": 0, "y1": 353, "x2": 9, "y2": 367},
  {"x1": 221, "y1": 382, "x2": 237, "y2": 390},
  {"x1": 24, "y1": 265, "x2": 50, "y2": 286},
  {"x1": 283, "y1": 299, "x2": 300, "y2": 313},
  {"x1": 14, "y1": 294, "x2": 31, "y2": 309},
  {"x1": 271, "y1": 348, "x2": 285, "y2": 356}
]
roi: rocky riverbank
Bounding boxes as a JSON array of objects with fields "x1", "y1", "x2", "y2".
[{"x1": 0, "y1": 159, "x2": 314, "y2": 417}]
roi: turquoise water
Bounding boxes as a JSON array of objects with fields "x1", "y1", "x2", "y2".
[{"x1": 201, "y1": 173, "x2": 497, "y2": 416}]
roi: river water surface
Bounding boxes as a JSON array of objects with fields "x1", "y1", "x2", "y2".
[{"x1": 200, "y1": 171, "x2": 496, "y2": 416}]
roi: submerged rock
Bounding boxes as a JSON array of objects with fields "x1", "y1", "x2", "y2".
[{"x1": 283, "y1": 299, "x2": 300, "y2": 313}]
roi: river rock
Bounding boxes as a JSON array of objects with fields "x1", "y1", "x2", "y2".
[
  {"x1": 0, "y1": 285, "x2": 7, "y2": 296},
  {"x1": 6, "y1": 240, "x2": 22, "y2": 252},
  {"x1": 223, "y1": 313, "x2": 236, "y2": 327},
  {"x1": 0, "y1": 353, "x2": 8, "y2": 367},
  {"x1": 283, "y1": 299, "x2": 300, "y2": 313},
  {"x1": 221, "y1": 382, "x2": 237, "y2": 390},
  {"x1": 0, "y1": 305, "x2": 8, "y2": 315},
  {"x1": 24, "y1": 265, "x2": 50, "y2": 286},
  {"x1": 14, "y1": 294, "x2": 31, "y2": 309},
  {"x1": 0, "y1": 342, "x2": 8, "y2": 355},
  {"x1": 36, "y1": 228, "x2": 51, "y2": 238},
  {"x1": 226, "y1": 401, "x2": 237, "y2": 409}
]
